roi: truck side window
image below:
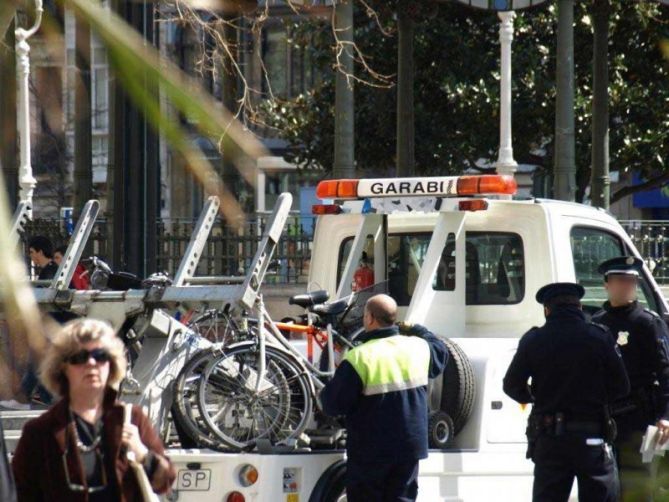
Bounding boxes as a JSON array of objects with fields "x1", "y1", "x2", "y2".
[
  {"x1": 570, "y1": 226, "x2": 658, "y2": 313},
  {"x1": 434, "y1": 232, "x2": 525, "y2": 305}
]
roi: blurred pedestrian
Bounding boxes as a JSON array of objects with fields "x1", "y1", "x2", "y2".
[
  {"x1": 12, "y1": 319, "x2": 176, "y2": 501},
  {"x1": 28, "y1": 236, "x2": 57, "y2": 281}
]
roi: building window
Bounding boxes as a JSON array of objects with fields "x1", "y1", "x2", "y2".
[
  {"x1": 262, "y1": 22, "x2": 315, "y2": 99},
  {"x1": 263, "y1": 24, "x2": 288, "y2": 97}
]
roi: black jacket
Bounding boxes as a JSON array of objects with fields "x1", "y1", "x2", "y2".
[
  {"x1": 503, "y1": 305, "x2": 630, "y2": 421},
  {"x1": 37, "y1": 261, "x2": 58, "y2": 281},
  {"x1": 592, "y1": 301, "x2": 669, "y2": 419},
  {"x1": 320, "y1": 325, "x2": 448, "y2": 465}
]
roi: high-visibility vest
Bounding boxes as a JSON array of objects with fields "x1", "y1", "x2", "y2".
[{"x1": 344, "y1": 335, "x2": 431, "y2": 396}]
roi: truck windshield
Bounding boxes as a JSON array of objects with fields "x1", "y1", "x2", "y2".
[{"x1": 338, "y1": 231, "x2": 525, "y2": 306}]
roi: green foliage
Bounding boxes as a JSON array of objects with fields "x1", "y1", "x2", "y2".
[{"x1": 263, "y1": 0, "x2": 669, "y2": 199}]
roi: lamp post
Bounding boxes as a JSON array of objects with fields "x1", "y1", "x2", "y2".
[
  {"x1": 15, "y1": 0, "x2": 43, "y2": 218},
  {"x1": 495, "y1": 11, "x2": 518, "y2": 177},
  {"x1": 450, "y1": 0, "x2": 548, "y2": 183}
]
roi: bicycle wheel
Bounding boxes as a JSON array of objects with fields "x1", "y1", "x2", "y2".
[
  {"x1": 188, "y1": 309, "x2": 237, "y2": 344},
  {"x1": 171, "y1": 348, "x2": 224, "y2": 449},
  {"x1": 197, "y1": 342, "x2": 313, "y2": 451}
]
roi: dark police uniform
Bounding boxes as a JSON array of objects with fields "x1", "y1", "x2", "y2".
[
  {"x1": 320, "y1": 324, "x2": 448, "y2": 502},
  {"x1": 504, "y1": 282, "x2": 630, "y2": 502},
  {"x1": 592, "y1": 256, "x2": 669, "y2": 500}
]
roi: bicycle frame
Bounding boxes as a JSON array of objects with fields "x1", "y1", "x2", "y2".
[
  {"x1": 252, "y1": 295, "x2": 342, "y2": 393},
  {"x1": 273, "y1": 321, "x2": 351, "y2": 366}
]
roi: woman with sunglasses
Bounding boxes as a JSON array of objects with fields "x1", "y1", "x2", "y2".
[{"x1": 12, "y1": 318, "x2": 175, "y2": 501}]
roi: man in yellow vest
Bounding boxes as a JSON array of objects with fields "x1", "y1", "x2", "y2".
[{"x1": 320, "y1": 294, "x2": 449, "y2": 502}]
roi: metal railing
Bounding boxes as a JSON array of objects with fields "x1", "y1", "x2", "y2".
[
  {"x1": 620, "y1": 220, "x2": 669, "y2": 284},
  {"x1": 21, "y1": 214, "x2": 317, "y2": 284}
]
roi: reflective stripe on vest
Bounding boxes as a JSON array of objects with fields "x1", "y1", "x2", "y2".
[{"x1": 344, "y1": 335, "x2": 431, "y2": 396}]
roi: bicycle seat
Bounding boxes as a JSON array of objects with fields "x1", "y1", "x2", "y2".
[
  {"x1": 311, "y1": 297, "x2": 349, "y2": 317},
  {"x1": 289, "y1": 290, "x2": 330, "y2": 308}
]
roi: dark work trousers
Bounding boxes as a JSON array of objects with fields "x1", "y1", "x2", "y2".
[
  {"x1": 532, "y1": 435, "x2": 619, "y2": 502},
  {"x1": 347, "y1": 460, "x2": 419, "y2": 502},
  {"x1": 614, "y1": 410, "x2": 656, "y2": 501}
]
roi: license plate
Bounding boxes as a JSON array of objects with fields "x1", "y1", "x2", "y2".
[{"x1": 177, "y1": 469, "x2": 211, "y2": 491}]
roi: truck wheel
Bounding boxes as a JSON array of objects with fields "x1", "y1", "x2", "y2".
[
  {"x1": 428, "y1": 411, "x2": 455, "y2": 449},
  {"x1": 309, "y1": 460, "x2": 347, "y2": 502},
  {"x1": 440, "y1": 338, "x2": 476, "y2": 434}
]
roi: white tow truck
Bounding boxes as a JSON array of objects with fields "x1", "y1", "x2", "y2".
[{"x1": 163, "y1": 174, "x2": 669, "y2": 502}]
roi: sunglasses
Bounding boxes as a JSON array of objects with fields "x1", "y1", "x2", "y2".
[{"x1": 66, "y1": 348, "x2": 111, "y2": 365}]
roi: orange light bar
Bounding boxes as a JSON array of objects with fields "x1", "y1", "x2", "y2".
[
  {"x1": 457, "y1": 175, "x2": 516, "y2": 196},
  {"x1": 312, "y1": 204, "x2": 342, "y2": 215},
  {"x1": 316, "y1": 179, "x2": 359, "y2": 199},
  {"x1": 317, "y1": 174, "x2": 517, "y2": 200},
  {"x1": 459, "y1": 199, "x2": 489, "y2": 212}
]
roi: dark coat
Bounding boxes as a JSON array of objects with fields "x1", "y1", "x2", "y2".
[
  {"x1": 12, "y1": 389, "x2": 176, "y2": 502},
  {"x1": 320, "y1": 324, "x2": 449, "y2": 465},
  {"x1": 503, "y1": 305, "x2": 630, "y2": 420},
  {"x1": 593, "y1": 301, "x2": 669, "y2": 420}
]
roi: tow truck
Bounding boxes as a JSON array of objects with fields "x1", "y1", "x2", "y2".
[
  {"x1": 5, "y1": 173, "x2": 667, "y2": 502},
  {"x1": 161, "y1": 173, "x2": 668, "y2": 502}
]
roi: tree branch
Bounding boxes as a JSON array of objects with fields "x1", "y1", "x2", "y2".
[{"x1": 611, "y1": 171, "x2": 669, "y2": 204}]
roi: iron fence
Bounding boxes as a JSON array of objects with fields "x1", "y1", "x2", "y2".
[
  {"x1": 620, "y1": 220, "x2": 669, "y2": 284},
  {"x1": 21, "y1": 214, "x2": 317, "y2": 284}
]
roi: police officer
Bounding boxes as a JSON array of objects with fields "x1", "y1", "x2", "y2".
[
  {"x1": 320, "y1": 294, "x2": 448, "y2": 502},
  {"x1": 593, "y1": 256, "x2": 669, "y2": 499},
  {"x1": 504, "y1": 282, "x2": 630, "y2": 502}
]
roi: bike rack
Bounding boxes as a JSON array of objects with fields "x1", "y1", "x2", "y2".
[
  {"x1": 172, "y1": 196, "x2": 220, "y2": 287},
  {"x1": 4, "y1": 192, "x2": 296, "y2": 437},
  {"x1": 51, "y1": 200, "x2": 100, "y2": 290}
]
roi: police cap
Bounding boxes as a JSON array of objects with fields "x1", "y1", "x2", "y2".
[
  {"x1": 535, "y1": 282, "x2": 585, "y2": 305},
  {"x1": 597, "y1": 256, "x2": 643, "y2": 278}
]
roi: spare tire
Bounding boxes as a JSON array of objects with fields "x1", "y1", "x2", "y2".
[{"x1": 440, "y1": 338, "x2": 476, "y2": 434}]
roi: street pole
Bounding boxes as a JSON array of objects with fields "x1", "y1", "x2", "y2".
[
  {"x1": 590, "y1": 0, "x2": 609, "y2": 209},
  {"x1": 109, "y1": 0, "x2": 159, "y2": 275},
  {"x1": 74, "y1": 11, "x2": 92, "y2": 218},
  {"x1": 1, "y1": 18, "x2": 18, "y2": 210},
  {"x1": 495, "y1": 11, "x2": 518, "y2": 179},
  {"x1": 553, "y1": 0, "x2": 576, "y2": 201},
  {"x1": 396, "y1": 0, "x2": 414, "y2": 177},
  {"x1": 15, "y1": 0, "x2": 43, "y2": 218},
  {"x1": 333, "y1": 0, "x2": 355, "y2": 179}
]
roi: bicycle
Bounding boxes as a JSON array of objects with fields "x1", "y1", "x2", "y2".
[{"x1": 171, "y1": 283, "x2": 380, "y2": 451}]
